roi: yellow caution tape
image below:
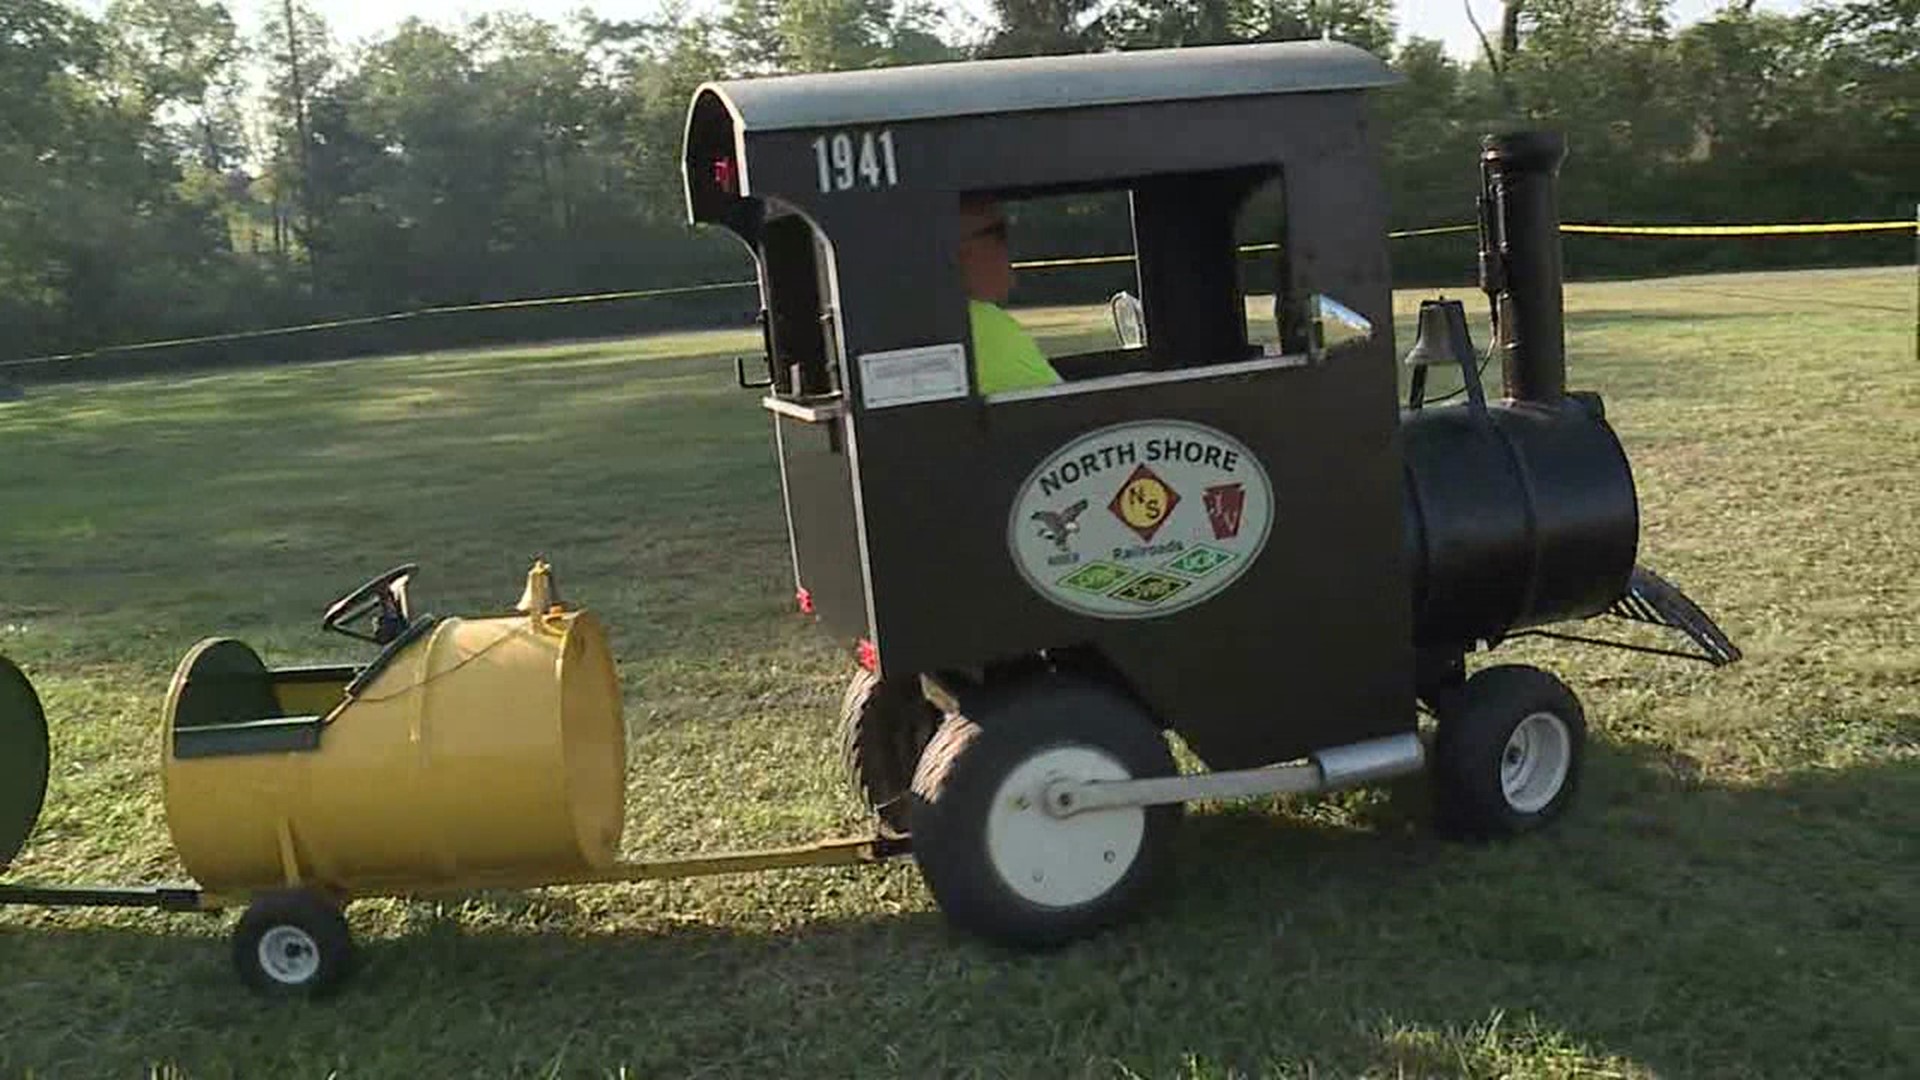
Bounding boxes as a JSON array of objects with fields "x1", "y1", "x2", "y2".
[
  {"x1": 1011, "y1": 217, "x2": 1911, "y2": 273},
  {"x1": 6, "y1": 217, "x2": 1910, "y2": 369},
  {"x1": 1010, "y1": 253, "x2": 1139, "y2": 270},
  {"x1": 1563, "y1": 220, "x2": 1915, "y2": 236},
  {"x1": 1014, "y1": 224, "x2": 1476, "y2": 270},
  {"x1": 1389, "y1": 224, "x2": 1483, "y2": 238},
  {"x1": 2, "y1": 279, "x2": 760, "y2": 367}
]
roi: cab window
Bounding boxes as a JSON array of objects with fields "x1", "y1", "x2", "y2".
[{"x1": 972, "y1": 165, "x2": 1294, "y2": 397}]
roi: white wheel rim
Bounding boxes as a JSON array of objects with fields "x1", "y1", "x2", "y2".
[
  {"x1": 1501, "y1": 711, "x2": 1572, "y2": 814},
  {"x1": 985, "y1": 744, "x2": 1144, "y2": 909},
  {"x1": 257, "y1": 925, "x2": 322, "y2": 986}
]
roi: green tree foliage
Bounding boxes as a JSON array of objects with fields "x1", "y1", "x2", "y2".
[
  {"x1": 1, "y1": 0, "x2": 252, "y2": 358},
  {"x1": 0, "y1": 0, "x2": 1912, "y2": 367},
  {"x1": 1103, "y1": 0, "x2": 1396, "y2": 53},
  {"x1": 983, "y1": 0, "x2": 1111, "y2": 55}
]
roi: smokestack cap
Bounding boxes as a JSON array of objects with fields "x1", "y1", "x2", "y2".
[{"x1": 1483, "y1": 130, "x2": 1567, "y2": 173}]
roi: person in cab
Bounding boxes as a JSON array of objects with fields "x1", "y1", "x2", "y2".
[{"x1": 959, "y1": 196, "x2": 1063, "y2": 395}]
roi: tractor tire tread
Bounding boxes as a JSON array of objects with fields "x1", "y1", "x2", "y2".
[{"x1": 840, "y1": 670, "x2": 941, "y2": 833}]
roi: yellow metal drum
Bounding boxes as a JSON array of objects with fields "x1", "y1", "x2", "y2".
[{"x1": 160, "y1": 606, "x2": 626, "y2": 897}]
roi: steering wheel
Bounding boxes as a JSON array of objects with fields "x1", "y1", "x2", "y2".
[{"x1": 322, "y1": 564, "x2": 418, "y2": 645}]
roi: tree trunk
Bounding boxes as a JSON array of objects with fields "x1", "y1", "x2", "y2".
[
  {"x1": 1501, "y1": 1, "x2": 1526, "y2": 61},
  {"x1": 282, "y1": 0, "x2": 318, "y2": 286}
]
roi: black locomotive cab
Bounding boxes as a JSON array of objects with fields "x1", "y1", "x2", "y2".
[{"x1": 685, "y1": 41, "x2": 1427, "y2": 773}]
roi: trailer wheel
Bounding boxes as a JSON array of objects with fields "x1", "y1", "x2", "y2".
[
  {"x1": 233, "y1": 890, "x2": 355, "y2": 999},
  {"x1": 1432, "y1": 664, "x2": 1586, "y2": 840},
  {"x1": 907, "y1": 678, "x2": 1179, "y2": 948},
  {"x1": 839, "y1": 670, "x2": 942, "y2": 834}
]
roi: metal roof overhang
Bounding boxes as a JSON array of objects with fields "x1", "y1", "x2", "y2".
[{"x1": 692, "y1": 40, "x2": 1399, "y2": 135}]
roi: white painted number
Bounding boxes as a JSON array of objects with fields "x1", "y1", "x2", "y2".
[
  {"x1": 831, "y1": 134, "x2": 854, "y2": 190},
  {"x1": 812, "y1": 129, "x2": 900, "y2": 193}
]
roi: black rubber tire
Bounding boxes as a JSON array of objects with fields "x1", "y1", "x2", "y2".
[
  {"x1": 1431, "y1": 664, "x2": 1587, "y2": 841},
  {"x1": 907, "y1": 676, "x2": 1180, "y2": 949},
  {"x1": 232, "y1": 890, "x2": 356, "y2": 1000},
  {"x1": 839, "y1": 670, "x2": 942, "y2": 834},
  {"x1": 0, "y1": 657, "x2": 50, "y2": 871}
]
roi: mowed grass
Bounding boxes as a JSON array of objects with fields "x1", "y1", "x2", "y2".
[{"x1": 2, "y1": 266, "x2": 1916, "y2": 1078}]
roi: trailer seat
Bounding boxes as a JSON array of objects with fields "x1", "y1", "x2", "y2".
[{"x1": 169, "y1": 639, "x2": 326, "y2": 760}]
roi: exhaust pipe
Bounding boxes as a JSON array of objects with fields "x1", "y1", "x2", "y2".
[
  {"x1": 1038, "y1": 733, "x2": 1428, "y2": 816},
  {"x1": 1480, "y1": 131, "x2": 1569, "y2": 407}
]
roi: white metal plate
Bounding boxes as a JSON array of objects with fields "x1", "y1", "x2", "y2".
[{"x1": 858, "y1": 342, "x2": 969, "y2": 409}]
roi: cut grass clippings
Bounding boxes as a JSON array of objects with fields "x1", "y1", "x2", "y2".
[{"x1": 1, "y1": 266, "x2": 1916, "y2": 1078}]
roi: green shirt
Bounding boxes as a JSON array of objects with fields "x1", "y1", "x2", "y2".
[{"x1": 970, "y1": 300, "x2": 1061, "y2": 395}]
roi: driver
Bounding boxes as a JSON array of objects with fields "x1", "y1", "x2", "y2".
[{"x1": 960, "y1": 195, "x2": 1062, "y2": 395}]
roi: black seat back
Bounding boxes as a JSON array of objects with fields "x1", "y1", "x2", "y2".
[{"x1": 173, "y1": 639, "x2": 282, "y2": 730}]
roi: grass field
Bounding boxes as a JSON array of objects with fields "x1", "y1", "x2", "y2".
[{"x1": 1, "y1": 266, "x2": 1916, "y2": 1079}]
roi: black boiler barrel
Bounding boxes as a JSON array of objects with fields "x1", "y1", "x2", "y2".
[{"x1": 1402, "y1": 398, "x2": 1639, "y2": 646}]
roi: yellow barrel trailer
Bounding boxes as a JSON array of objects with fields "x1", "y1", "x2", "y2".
[{"x1": 1, "y1": 562, "x2": 903, "y2": 997}]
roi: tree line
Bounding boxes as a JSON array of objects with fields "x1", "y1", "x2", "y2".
[{"x1": 1, "y1": 0, "x2": 1913, "y2": 371}]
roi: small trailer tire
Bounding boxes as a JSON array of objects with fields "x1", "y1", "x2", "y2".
[
  {"x1": 1432, "y1": 664, "x2": 1586, "y2": 840},
  {"x1": 840, "y1": 670, "x2": 942, "y2": 833},
  {"x1": 907, "y1": 677, "x2": 1180, "y2": 949},
  {"x1": 233, "y1": 890, "x2": 355, "y2": 999}
]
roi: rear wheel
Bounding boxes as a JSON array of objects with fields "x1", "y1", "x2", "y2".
[
  {"x1": 840, "y1": 670, "x2": 942, "y2": 833},
  {"x1": 1432, "y1": 664, "x2": 1586, "y2": 840},
  {"x1": 908, "y1": 677, "x2": 1180, "y2": 948},
  {"x1": 233, "y1": 889, "x2": 355, "y2": 999}
]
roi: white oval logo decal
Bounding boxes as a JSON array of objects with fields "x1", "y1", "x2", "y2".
[{"x1": 1008, "y1": 420, "x2": 1274, "y2": 618}]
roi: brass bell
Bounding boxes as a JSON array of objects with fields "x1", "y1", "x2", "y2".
[
  {"x1": 517, "y1": 558, "x2": 565, "y2": 614},
  {"x1": 1402, "y1": 297, "x2": 1486, "y2": 413},
  {"x1": 1403, "y1": 298, "x2": 1472, "y2": 368}
]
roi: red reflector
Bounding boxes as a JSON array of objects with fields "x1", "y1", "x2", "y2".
[
  {"x1": 856, "y1": 638, "x2": 878, "y2": 672},
  {"x1": 795, "y1": 587, "x2": 813, "y2": 614},
  {"x1": 713, "y1": 157, "x2": 735, "y2": 193}
]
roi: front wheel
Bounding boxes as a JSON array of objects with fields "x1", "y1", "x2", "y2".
[
  {"x1": 232, "y1": 889, "x2": 356, "y2": 999},
  {"x1": 907, "y1": 677, "x2": 1180, "y2": 949},
  {"x1": 1431, "y1": 664, "x2": 1586, "y2": 840}
]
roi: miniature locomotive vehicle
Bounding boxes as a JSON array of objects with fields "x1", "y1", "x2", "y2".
[
  {"x1": 1, "y1": 39, "x2": 1745, "y2": 995},
  {"x1": 681, "y1": 39, "x2": 1741, "y2": 946}
]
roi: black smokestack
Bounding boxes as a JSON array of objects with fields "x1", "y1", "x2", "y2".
[{"x1": 1480, "y1": 131, "x2": 1568, "y2": 406}]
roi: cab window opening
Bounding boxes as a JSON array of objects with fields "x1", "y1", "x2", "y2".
[
  {"x1": 969, "y1": 165, "x2": 1292, "y2": 402},
  {"x1": 1232, "y1": 171, "x2": 1296, "y2": 355},
  {"x1": 758, "y1": 201, "x2": 838, "y2": 400}
]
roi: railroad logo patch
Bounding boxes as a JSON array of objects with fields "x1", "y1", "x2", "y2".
[
  {"x1": 1007, "y1": 420, "x2": 1274, "y2": 619},
  {"x1": 1031, "y1": 498, "x2": 1089, "y2": 551},
  {"x1": 1165, "y1": 546, "x2": 1234, "y2": 577},
  {"x1": 1204, "y1": 483, "x2": 1246, "y2": 540},
  {"x1": 1058, "y1": 562, "x2": 1133, "y2": 594},
  {"x1": 1109, "y1": 573, "x2": 1190, "y2": 607},
  {"x1": 1109, "y1": 465, "x2": 1179, "y2": 542}
]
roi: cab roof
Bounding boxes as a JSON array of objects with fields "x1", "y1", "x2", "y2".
[{"x1": 691, "y1": 39, "x2": 1398, "y2": 134}]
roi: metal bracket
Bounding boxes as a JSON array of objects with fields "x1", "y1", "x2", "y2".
[
  {"x1": 735, "y1": 355, "x2": 774, "y2": 389},
  {"x1": 760, "y1": 394, "x2": 845, "y2": 424},
  {"x1": 0, "y1": 883, "x2": 210, "y2": 912}
]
